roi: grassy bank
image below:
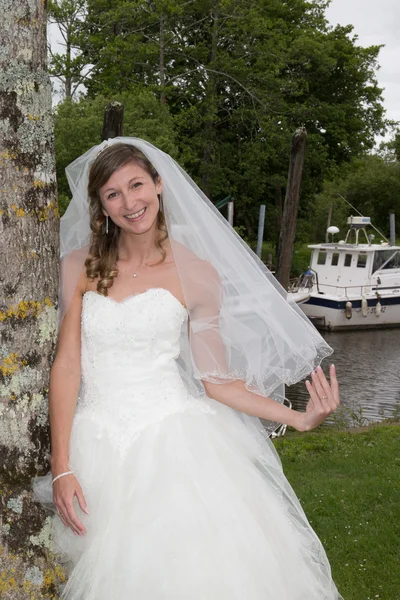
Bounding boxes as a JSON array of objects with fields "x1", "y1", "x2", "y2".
[{"x1": 274, "y1": 424, "x2": 400, "y2": 599}]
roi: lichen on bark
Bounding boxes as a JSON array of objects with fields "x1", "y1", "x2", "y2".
[{"x1": 0, "y1": 1, "x2": 64, "y2": 597}]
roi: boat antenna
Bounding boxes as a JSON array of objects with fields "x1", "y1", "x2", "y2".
[{"x1": 336, "y1": 193, "x2": 389, "y2": 242}]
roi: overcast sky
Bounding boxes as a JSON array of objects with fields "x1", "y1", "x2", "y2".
[{"x1": 326, "y1": 0, "x2": 400, "y2": 131}]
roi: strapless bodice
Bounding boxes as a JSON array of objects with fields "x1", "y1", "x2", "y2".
[{"x1": 74, "y1": 288, "x2": 213, "y2": 453}]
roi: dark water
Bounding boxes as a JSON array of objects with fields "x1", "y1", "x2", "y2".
[{"x1": 286, "y1": 329, "x2": 400, "y2": 427}]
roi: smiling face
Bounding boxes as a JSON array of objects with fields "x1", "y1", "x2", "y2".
[{"x1": 99, "y1": 162, "x2": 162, "y2": 236}]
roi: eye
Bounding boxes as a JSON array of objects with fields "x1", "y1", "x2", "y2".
[
  {"x1": 132, "y1": 182, "x2": 142, "y2": 189},
  {"x1": 107, "y1": 192, "x2": 118, "y2": 200}
]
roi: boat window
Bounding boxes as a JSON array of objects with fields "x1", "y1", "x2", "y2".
[
  {"x1": 331, "y1": 253, "x2": 339, "y2": 266},
  {"x1": 373, "y1": 250, "x2": 400, "y2": 272},
  {"x1": 357, "y1": 254, "x2": 367, "y2": 268},
  {"x1": 344, "y1": 254, "x2": 352, "y2": 267},
  {"x1": 317, "y1": 251, "x2": 327, "y2": 265}
]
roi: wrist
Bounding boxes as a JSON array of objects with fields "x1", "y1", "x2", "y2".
[
  {"x1": 289, "y1": 411, "x2": 309, "y2": 432},
  {"x1": 50, "y1": 455, "x2": 70, "y2": 473}
]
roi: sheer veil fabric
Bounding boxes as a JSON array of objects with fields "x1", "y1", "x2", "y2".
[{"x1": 61, "y1": 137, "x2": 332, "y2": 427}]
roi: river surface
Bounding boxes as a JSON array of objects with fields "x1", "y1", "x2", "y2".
[{"x1": 285, "y1": 329, "x2": 400, "y2": 427}]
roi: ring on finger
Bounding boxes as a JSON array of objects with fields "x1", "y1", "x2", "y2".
[{"x1": 320, "y1": 395, "x2": 328, "y2": 400}]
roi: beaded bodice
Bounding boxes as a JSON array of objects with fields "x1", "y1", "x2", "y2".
[{"x1": 74, "y1": 288, "x2": 213, "y2": 453}]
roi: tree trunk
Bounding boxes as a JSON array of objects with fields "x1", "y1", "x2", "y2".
[
  {"x1": 159, "y1": 13, "x2": 166, "y2": 105},
  {"x1": 275, "y1": 127, "x2": 307, "y2": 289},
  {"x1": 101, "y1": 101, "x2": 124, "y2": 140},
  {"x1": 0, "y1": 1, "x2": 61, "y2": 597},
  {"x1": 201, "y1": 0, "x2": 219, "y2": 197},
  {"x1": 65, "y1": 38, "x2": 72, "y2": 98}
]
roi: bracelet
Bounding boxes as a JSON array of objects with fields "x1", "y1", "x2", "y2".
[{"x1": 52, "y1": 470, "x2": 74, "y2": 485}]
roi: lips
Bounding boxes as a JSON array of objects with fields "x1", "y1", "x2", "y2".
[{"x1": 124, "y1": 207, "x2": 147, "y2": 221}]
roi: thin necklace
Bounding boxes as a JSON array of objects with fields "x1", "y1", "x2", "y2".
[
  {"x1": 132, "y1": 263, "x2": 147, "y2": 278},
  {"x1": 132, "y1": 257, "x2": 156, "y2": 277}
]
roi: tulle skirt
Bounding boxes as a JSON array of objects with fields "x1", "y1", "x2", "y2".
[{"x1": 33, "y1": 399, "x2": 343, "y2": 599}]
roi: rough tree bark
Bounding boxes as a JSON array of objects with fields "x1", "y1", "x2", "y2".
[
  {"x1": 275, "y1": 127, "x2": 307, "y2": 290},
  {"x1": 0, "y1": 1, "x2": 61, "y2": 597}
]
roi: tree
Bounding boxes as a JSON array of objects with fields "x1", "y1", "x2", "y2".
[
  {"x1": 47, "y1": 0, "x2": 87, "y2": 99},
  {"x1": 0, "y1": 1, "x2": 62, "y2": 596},
  {"x1": 311, "y1": 155, "x2": 400, "y2": 242},
  {"x1": 74, "y1": 0, "x2": 387, "y2": 241},
  {"x1": 53, "y1": 89, "x2": 177, "y2": 213}
]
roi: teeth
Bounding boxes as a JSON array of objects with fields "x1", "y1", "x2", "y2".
[{"x1": 125, "y1": 208, "x2": 146, "y2": 219}]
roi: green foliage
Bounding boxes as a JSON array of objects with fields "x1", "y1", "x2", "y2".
[
  {"x1": 53, "y1": 90, "x2": 177, "y2": 212},
  {"x1": 50, "y1": 0, "x2": 389, "y2": 241},
  {"x1": 311, "y1": 155, "x2": 400, "y2": 240}
]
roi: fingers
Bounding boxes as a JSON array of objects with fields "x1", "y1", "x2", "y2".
[
  {"x1": 63, "y1": 499, "x2": 86, "y2": 536},
  {"x1": 53, "y1": 481, "x2": 88, "y2": 536},
  {"x1": 76, "y1": 487, "x2": 89, "y2": 516},
  {"x1": 313, "y1": 366, "x2": 337, "y2": 412},
  {"x1": 329, "y1": 364, "x2": 340, "y2": 406}
]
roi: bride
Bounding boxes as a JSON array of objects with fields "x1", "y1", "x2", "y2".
[{"x1": 34, "y1": 138, "x2": 343, "y2": 599}]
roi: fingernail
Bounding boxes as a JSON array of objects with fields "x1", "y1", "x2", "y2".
[
  {"x1": 84, "y1": 508, "x2": 89, "y2": 514},
  {"x1": 317, "y1": 365, "x2": 322, "y2": 371}
]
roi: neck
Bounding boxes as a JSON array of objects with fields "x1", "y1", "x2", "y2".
[{"x1": 118, "y1": 224, "x2": 160, "y2": 265}]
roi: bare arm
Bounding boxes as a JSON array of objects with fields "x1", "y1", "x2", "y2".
[
  {"x1": 202, "y1": 364, "x2": 340, "y2": 432},
  {"x1": 49, "y1": 282, "x2": 83, "y2": 473},
  {"x1": 50, "y1": 275, "x2": 89, "y2": 536}
]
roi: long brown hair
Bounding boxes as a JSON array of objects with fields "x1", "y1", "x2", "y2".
[{"x1": 85, "y1": 143, "x2": 168, "y2": 296}]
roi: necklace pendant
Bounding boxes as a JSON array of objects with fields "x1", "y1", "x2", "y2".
[{"x1": 133, "y1": 273, "x2": 137, "y2": 278}]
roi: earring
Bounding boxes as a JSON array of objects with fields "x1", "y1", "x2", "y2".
[
  {"x1": 105, "y1": 216, "x2": 109, "y2": 234},
  {"x1": 159, "y1": 193, "x2": 164, "y2": 213}
]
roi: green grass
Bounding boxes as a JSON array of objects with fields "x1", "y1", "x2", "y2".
[{"x1": 274, "y1": 425, "x2": 400, "y2": 600}]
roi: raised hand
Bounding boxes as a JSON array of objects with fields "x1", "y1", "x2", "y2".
[
  {"x1": 53, "y1": 473, "x2": 89, "y2": 536},
  {"x1": 298, "y1": 364, "x2": 340, "y2": 432}
]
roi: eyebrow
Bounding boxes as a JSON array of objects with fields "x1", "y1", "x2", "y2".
[{"x1": 103, "y1": 177, "x2": 144, "y2": 194}]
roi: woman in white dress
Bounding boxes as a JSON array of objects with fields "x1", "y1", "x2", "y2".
[{"x1": 34, "y1": 139, "x2": 343, "y2": 599}]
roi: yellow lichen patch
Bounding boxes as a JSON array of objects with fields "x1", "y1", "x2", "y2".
[
  {"x1": 27, "y1": 114, "x2": 40, "y2": 122},
  {"x1": 0, "y1": 300, "x2": 43, "y2": 322},
  {"x1": 33, "y1": 180, "x2": 47, "y2": 189},
  {"x1": 11, "y1": 204, "x2": 26, "y2": 218},
  {"x1": 0, "y1": 572, "x2": 18, "y2": 594},
  {"x1": 43, "y1": 564, "x2": 66, "y2": 587},
  {"x1": 38, "y1": 201, "x2": 58, "y2": 222},
  {"x1": 0, "y1": 353, "x2": 28, "y2": 377},
  {"x1": 0, "y1": 299, "x2": 54, "y2": 322},
  {"x1": 0, "y1": 149, "x2": 18, "y2": 161}
]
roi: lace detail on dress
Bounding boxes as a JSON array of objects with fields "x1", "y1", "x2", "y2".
[{"x1": 75, "y1": 288, "x2": 215, "y2": 454}]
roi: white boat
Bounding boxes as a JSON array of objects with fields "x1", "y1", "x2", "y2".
[{"x1": 288, "y1": 216, "x2": 400, "y2": 330}]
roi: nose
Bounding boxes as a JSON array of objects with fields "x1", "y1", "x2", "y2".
[{"x1": 122, "y1": 188, "x2": 139, "y2": 210}]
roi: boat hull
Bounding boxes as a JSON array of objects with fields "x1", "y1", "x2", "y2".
[{"x1": 300, "y1": 294, "x2": 400, "y2": 331}]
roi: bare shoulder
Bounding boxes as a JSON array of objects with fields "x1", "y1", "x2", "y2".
[
  {"x1": 170, "y1": 240, "x2": 220, "y2": 283},
  {"x1": 169, "y1": 242, "x2": 220, "y2": 312},
  {"x1": 55, "y1": 251, "x2": 92, "y2": 364}
]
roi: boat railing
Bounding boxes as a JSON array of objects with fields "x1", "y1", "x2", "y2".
[{"x1": 303, "y1": 282, "x2": 383, "y2": 298}]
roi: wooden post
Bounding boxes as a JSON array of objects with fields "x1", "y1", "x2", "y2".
[
  {"x1": 275, "y1": 127, "x2": 307, "y2": 289},
  {"x1": 101, "y1": 101, "x2": 124, "y2": 140},
  {"x1": 325, "y1": 202, "x2": 333, "y2": 242},
  {"x1": 256, "y1": 204, "x2": 266, "y2": 258}
]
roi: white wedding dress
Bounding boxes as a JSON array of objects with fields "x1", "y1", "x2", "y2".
[{"x1": 34, "y1": 287, "x2": 343, "y2": 600}]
